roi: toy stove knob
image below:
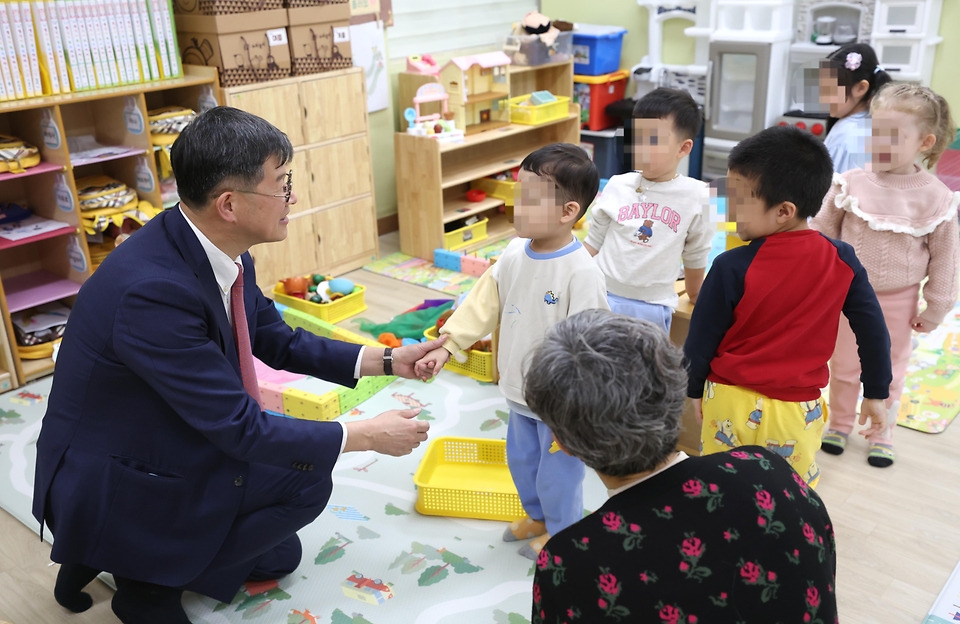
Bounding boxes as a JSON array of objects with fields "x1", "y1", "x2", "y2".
[
  {"x1": 812, "y1": 123, "x2": 824, "y2": 136},
  {"x1": 795, "y1": 121, "x2": 807, "y2": 130}
]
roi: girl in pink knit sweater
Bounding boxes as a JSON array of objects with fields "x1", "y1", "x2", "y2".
[{"x1": 812, "y1": 83, "x2": 960, "y2": 468}]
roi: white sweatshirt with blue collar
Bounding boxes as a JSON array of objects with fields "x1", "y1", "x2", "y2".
[{"x1": 439, "y1": 237, "x2": 609, "y2": 417}]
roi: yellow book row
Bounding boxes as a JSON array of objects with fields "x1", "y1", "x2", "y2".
[{"x1": 0, "y1": 0, "x2": 182, "y2": 101}]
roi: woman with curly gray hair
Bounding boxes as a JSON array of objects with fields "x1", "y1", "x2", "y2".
[{"x1": 524, "y1": 309, "x2": 838, "y2": 623}]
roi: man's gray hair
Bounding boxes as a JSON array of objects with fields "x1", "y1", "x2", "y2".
[{"x1": 523, "y1": 309, "x2": 687, "y2": 477}]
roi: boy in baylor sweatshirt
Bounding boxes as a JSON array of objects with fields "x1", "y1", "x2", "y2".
[
  {"x1": 585, "y1": 88, "x2": 714, "y2": 332},
  {"x1": 415, "y1": 144, "x2": 609, "y2": 561}
]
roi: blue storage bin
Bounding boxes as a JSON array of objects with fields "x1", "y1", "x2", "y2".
[
  {"x1": 581, "y1": 129, "x2": 627, "y2": 181},
  {"x1": 572, "y1": 25, "x2": 627, "y2": 76},
  {"x1": 433, "y1": 248, "x2": 463, "y2": 272}
]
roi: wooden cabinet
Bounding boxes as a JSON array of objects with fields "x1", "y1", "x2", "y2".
[
  {"x1": 396, "y1": 61, "x2": 579, "y2": 261},
  {"x1": 313, "y1": 197, "x2": 378, "y2": 271},
  {"x1": 0, "y1": 65, "x2": 220, "y2": 388},
  {"x1": 228, "y1": 68, "x2": 379, "y2": 291},
  {"x1": 222, "y1": 82, "x2": 305, "y2": 147}
]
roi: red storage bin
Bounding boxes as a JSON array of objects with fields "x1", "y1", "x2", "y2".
[{"x1": 574, "y1": 70, "x2": 629, "y2": 131}]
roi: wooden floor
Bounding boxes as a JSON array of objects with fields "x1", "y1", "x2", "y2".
[{"x1": 0, "y1": 233, "x2": 956, "y2": 623}]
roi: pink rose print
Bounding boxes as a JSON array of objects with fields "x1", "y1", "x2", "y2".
[
  {"x1": 803, "y1": 523, "x2": 816, "y2": 543},
  {"x1": 754, "y1": 452, "x2": 763, "y2": 458},
  {"x1": 755, "y1": 490, "x2": 774, "y2": 511},
  {"x1": 731, "y1": 451, "x2": 749, "y2": 459},
  {"x1": 741, "y1": 561, "x2": 761, "y2": 584},
  {"x1": 758, "y1": 516, "x2": 767, "y2": 527},
  {"x1": 794, "y1": 549, "x2": 800, "y2": 557},
  {"x1": 598, "y1": 598, "x2": 608, "y2": 609},
  {"x1": 723, "y1": 531, "x2": 732, "y2": 541},
  {"x1": 598, "y1": 573, "x2": 619, "y2": 596},
  {"x1": 554, "y1": 556, "x2": 562, "y2": 565},
  {"x1": 582, "y1": 537, "x2": 590, "y2": 544},
  {"x1": 533, "y1": 583, "x2": 541, "y2": 604},
  {"x1": 664, "y1": 506, "x2": 672, "y2": 512},
  {"x1": 807, "y1": 586, "x2": 821, "y2": 608},
  {"x1": 682, "y1": 479, "x2": 702, "y2": 497},
  {"x1": 720, "y1": 592, "x2": 728, "y2": 599},
  {"x1": 793, "y1": 471, "x2": 809, "y2": 490},
  {"x1": 804, "y1": 614, "x2": 811, "y2": 623},
  {"x1": 679, "y1": 561, "x2": 690, "y2": 571},
  {"x1": 640, "y1": 572, "x2": 649, "y2": 582},
  {"x1": 681, "y1": 537, "x2": 704, "y2": 558},
  {"x1": 537, "y1": 549, "x2": 549, "y2": 570},
  {"x1": 630, "y1": 523, "x2": 641, "y2": 533},
  {"x1": 659, "y1": 604, "x2": 680, "y2": 624},
  {"x1": 709, "y1": 483, "x2": 719, "y2": 493},
  {"x1": 768, "y1": 571, "x2": 777, "y2": 581},
  {"x1": 567, "y1": 609, "x2": 574, "y2": 618},
  {"x1": 689, "y1": 617, "x2": 698, "y2": 624},
  {"x1": 602, "y1": 512, "x2": 622, "y2": 532}
]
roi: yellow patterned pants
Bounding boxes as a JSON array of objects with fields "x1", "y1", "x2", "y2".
[{"x1": 700, "y1": 382, "x2": 827, "y2": 488}]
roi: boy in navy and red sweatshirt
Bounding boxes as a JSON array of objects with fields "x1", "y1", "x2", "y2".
[{"x1": 684, "y1": 126, "x2": 892, "y2": 487}]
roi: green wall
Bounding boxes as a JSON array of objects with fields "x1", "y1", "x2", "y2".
[{"x1": 370, "y1": 1, "x2": 960, "y2": 219}]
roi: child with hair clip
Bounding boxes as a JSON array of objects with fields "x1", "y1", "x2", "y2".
[
  {"x1": 819, "y1": 43, "x2": 892, "y2": 172},
  {"x1": 813, "y1": 84, "x2": 960, "y2": 468}
]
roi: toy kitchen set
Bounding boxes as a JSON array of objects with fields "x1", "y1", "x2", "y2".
[{"x1": 630, "y1": 0, "x2": 945, "y2": 181}]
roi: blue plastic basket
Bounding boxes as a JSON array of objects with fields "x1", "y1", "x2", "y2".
[{"x1": 572, "y1": 25, "x2": 627, "y2": 76}]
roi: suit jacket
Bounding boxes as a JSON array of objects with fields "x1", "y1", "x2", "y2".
[{"x1": 32, "y1": 207, "x2": 362, "y2": 587}]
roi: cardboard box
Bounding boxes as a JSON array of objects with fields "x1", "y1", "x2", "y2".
[
  {"x1": 173, "y1": 0, "x2": 283, "y2": 16},
  {"x1": 176, "y1": 9, "x2": 291, "y2": 86},
  {"x1": 287, "y1": 3, "x2": 351, "y2": 76},
  {"x1": 285, "y1": 0, "x2": 347, "y2": 10}
]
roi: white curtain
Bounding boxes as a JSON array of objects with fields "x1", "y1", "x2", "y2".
[{"x1": 389, "y1": 0, "x2": 538, "y2": 59}]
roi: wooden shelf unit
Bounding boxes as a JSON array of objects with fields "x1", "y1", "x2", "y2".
[
  {"x1": 397, "y1": 107, "x2": 580, "y2": 261},
  {"x1": 0, "y1": 65, "x2": 220, "y2": 389},
  {"x1": 220, "y1": 68, "x2": 379, "y2": 292}
]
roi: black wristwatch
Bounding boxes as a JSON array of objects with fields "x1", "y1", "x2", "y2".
[{"x1": 383, "y1": 348, "x2": 393, "y2": 376}]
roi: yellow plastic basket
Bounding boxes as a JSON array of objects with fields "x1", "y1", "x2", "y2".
[
  {"x1": 424, "y1": 325, "x2": 494, "y2": 382},
  {"x1": 414, "y1": 437, "x2": 525, "y2": 521},
  {"x1": 443, "y1": 217, "x2": 488, "y2": 251},
  {"x1": 470, "y1": 177, "x2": 516, "y2": 207},
  {"x1": 508, "y1": 94, "x2": 571, "y2": 125},
  {"x1": 272, "y1": 281, "x2": 367, "y2": 324}
]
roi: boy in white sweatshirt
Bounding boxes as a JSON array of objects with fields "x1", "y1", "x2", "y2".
[
  {"x1": 585, "y1": 88, "x2": 714, "y2": 332},
  {"x1": 415, "y1": 144, "x2": 609, "y2": 560}
]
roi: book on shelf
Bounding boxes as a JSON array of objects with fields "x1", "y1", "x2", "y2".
[{"x1": 0, "y1": 0, "x2": 180, "y2": 99}]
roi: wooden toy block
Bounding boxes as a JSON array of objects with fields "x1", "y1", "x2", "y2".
[
  {"x1": 282, "y1": 387, "x2": 341, "y2": 422},
  {"x1": 459, "y1": 254, "x2": 490, "y2": 277},
  {"x1": 258, "y1": 380, "x2": 286, "y2": 414}
]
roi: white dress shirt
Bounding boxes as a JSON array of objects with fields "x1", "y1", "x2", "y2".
[{"x1": 180, "y1": 207, "x2": 361, "y2": 454}]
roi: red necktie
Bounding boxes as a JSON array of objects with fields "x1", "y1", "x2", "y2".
[{"x1": 231, "y1": 263, "x2": 263, "y2": 408}]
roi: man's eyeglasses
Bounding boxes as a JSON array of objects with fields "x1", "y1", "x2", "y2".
[{"x1": 233, "y1": 170, "x2": 293, "y2": 203}]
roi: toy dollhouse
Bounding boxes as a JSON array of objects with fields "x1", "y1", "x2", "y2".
[{"x1": 439, "y1": 52, "x2": 513, "y2": 135}]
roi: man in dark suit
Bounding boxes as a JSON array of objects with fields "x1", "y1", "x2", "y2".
[{"x1": 32, "y1": 107, "x2": 444, "y2": 624}]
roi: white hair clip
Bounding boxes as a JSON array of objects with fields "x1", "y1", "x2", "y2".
[
  {"x1": 845, "y1": 52, "x2": 862, "y2": 71},
  {"x1": 874, "y1": 65, "x2": 885, "y2": 74}
]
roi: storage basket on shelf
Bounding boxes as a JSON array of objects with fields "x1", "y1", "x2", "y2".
[
  {"x1": 572, "y1": 25, "x2": 627, "y2": 76},
  {"x1": 424, "y1": 325, "x2": 494, "y2": 383},
  {"x1": 508, "y1": 94, "x2": 570, "y2": 126},
  {"x1": 272, "y1": 280, "x2": 367, "y2": 324},
  {"x1": 443, "y1": 216, "x2": 488, "y2": 251},
  {"x1": 414, "y1": 437, "x2": 525, "y2": 521},
  {"x1": 574, "y1": 70, "x2": 629, "y2": 131},
  {"x1": 470, "y1": 177, "x2": 516, "y2": 206}
]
